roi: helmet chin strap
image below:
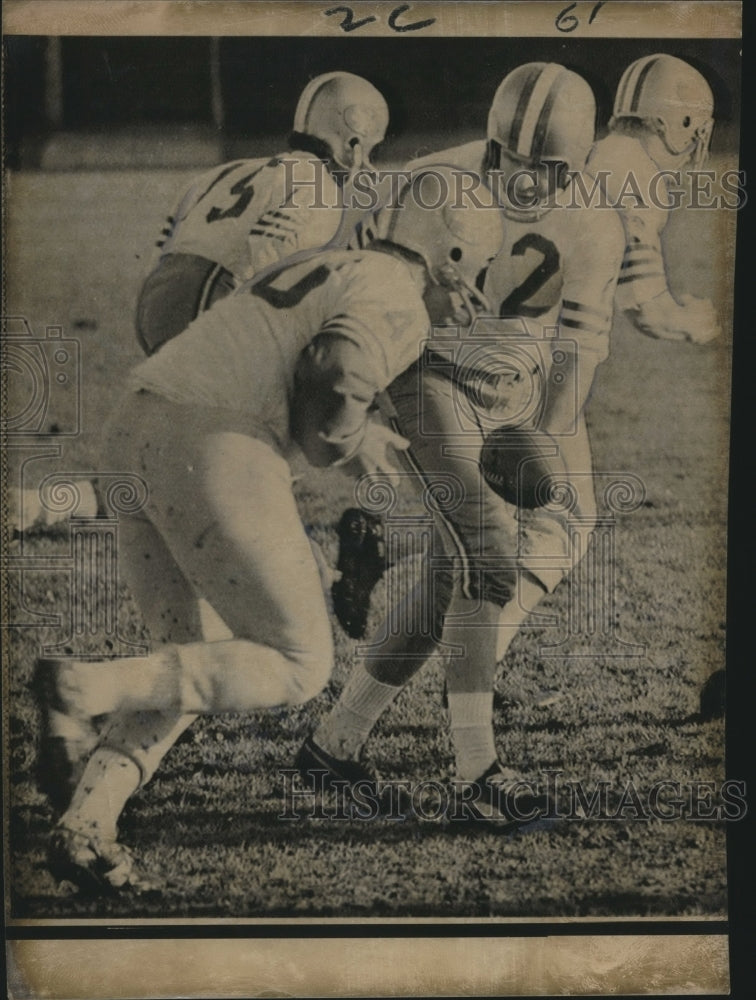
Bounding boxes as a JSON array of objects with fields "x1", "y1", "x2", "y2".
[
  {"x1": 457, "y1": 273, "x2": 493, "y2": 318},
  {"x1": 651, "y1": 119, "x2": 712, "y2": 169}
]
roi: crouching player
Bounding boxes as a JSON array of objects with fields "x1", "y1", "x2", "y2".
[{"x1": 33, "y1": 172, "x2": 503, "y2": 893}]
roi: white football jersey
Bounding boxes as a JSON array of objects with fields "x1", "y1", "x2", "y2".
[
  {"x1": 129, "y1": 249, "x2": 429, "y2": 452},
  {"x1": 157, "y1": 153, "x2": 345, "y2": 281},
  {"x1": 587, "y1": 133, "x2": 669, "y2": 310},
  {"x1": 407, "y1": 141, "x2": 624, "y2": 364},
  {"x1": 483, "y1": 174, "x2": 625, "y2": 364}
]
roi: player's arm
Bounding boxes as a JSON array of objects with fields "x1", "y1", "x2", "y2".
[
  {"x1": 539, "y1": 345, "x2": 598, "y2": 437},
  {"x1": 540, "y1": 211, "x2": 624, "y2": 436},
  {"x1": 157, "y1": 163, "x2": 243, "y2": 253},
  {"x1": 290, "y1": 333, "x2": 407, "y2": 473},
  {"x1": 245, "y1": 157, "x2": 343, "y2": 276},
  {"x1": 617, "y1": 209, "x2": 719, "y2": 345},
  {"x1": 290, "y1": 261, "x2": 423, "y2": 472}
]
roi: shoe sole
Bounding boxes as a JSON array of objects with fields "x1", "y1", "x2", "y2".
[{"x1": 332, "y1": 509, "x2": 386, "y2": 639}]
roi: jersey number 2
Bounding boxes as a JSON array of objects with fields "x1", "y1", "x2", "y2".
[{"x1": 498, "y1": 233, "x2": 560, "y2": 318}]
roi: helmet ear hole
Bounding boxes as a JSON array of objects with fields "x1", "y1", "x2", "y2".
[
  {"x1": 449, "y1": 247, "x2": 463, "y2": 262},
  {"x1": 683, "y1": 115, "x2": 692, "y2": 128}
]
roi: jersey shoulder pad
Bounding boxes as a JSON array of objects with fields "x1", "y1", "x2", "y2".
[
  {"x1": 266, "y1": 151, "x2": 341, "y2": 202},
  {"x1": 587, "y1": 135, "x2": 658, "y2": 194}
]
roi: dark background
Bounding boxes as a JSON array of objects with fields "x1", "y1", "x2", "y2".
[{"x1": 3, "y1": 35, "x2": 741, "y2": 167}]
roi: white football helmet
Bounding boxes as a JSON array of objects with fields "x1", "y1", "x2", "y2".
[
  {"x1": 378, "y1": 165, "x2": 503, "y2": 317},
  {"x1": 612, "y1": 55, "x2": 714, "y2": 168},
  {"x1": 293, "y1": 72, "x2": 389, "y2": 175},
  {"x1": 487, "y1": 63, "x2": 596, "y2": 175}
]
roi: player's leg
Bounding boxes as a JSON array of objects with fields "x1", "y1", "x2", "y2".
[
  {"x1": 301, "y1": 366, "x2": 565, "y2": 825},
  {"x1": 39, "y1": 413, "x2": 334, "y2": 716},
  {"x1": 441, "y1": 407, "x2": 592, "y2": 782},
  {"x1": 38, "y1": 395, "x2": 334, "y2": 783},
  {"x1": 135, "y1": 253, "x2": 235, "y2": 356},
  {"x1": 40, "y1": 396, "x2": 333, "y2": 890},
  {"x1": 303, "y1": 366, "x2": 461, "y2": 770},
  {"x1": 442, "y1": 573, "x2": 547, "y2": 783},
  {"x1": 51, "y1": 508, "x2": 204, "y2": 855}
]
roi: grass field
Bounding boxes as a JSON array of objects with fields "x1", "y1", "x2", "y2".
[{"x1": 4, "y1": 154, "x2": 734, "y2": 920}]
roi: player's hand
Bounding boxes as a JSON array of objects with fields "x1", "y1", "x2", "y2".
[
  {"x1": 630, "y1": 293, "x2": 720, "y2": 344},
  {"x1": 339, "y1": 422, "x2": 410, "y2": 478},
  {"x1": 676, "y1": 294, "x2": 721, "y2": 344}
]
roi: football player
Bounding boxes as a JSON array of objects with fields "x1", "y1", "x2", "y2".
[
  {"x1": 11, "y1": 71, "x2": 389, "y2": 533},
  {"x1": 33, "y1": 172, "x2": 503, "y2": 892},
  {"x1": 299, "y1": 63, "x2": 627, "y2": 824},
  {"x1": 587, "y1": 54, "x2": 719, "y2": 343},
  {"x1": 136, "y1": 69, "x2": 390, "y2": 354}
]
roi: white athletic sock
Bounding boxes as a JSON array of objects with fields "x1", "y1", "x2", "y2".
[
  {"x1": 315, "y1": 666, "x2": 401, "y2": 760},
  {"x1": 61, "y1": 748, "x2": 141, "y2": 842},
  {"x1": 447, "y1": 691, "x2": 497, "y2": 781}
]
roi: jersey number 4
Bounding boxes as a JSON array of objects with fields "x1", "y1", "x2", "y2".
[{"x1": 496, "y1": 234, "x2": 560, "y2": 318}]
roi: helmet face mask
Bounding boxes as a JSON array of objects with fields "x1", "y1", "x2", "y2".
[
  {"x1": 486, "y1": 143, "x2": 570, "y2": 221},
  {"x1": 293, "y1": 72, "x2": 389, "y2": 177},
  {"x1": 429, "y1": 263, "x2": 494, "y2": 327},
  {"x1": 651, "y1": 114, "x2": 714, "y2": 169},
  {"x1": 486, "y1": 63, "x2": 596, "y2": 221},
  {"x1": 612, "y1": 55, "x2": 714, "y2": 169}
]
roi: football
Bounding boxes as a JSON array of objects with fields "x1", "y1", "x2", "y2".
[{"x1": 479, "y1": 425, "x2": 567, "y2": 509}]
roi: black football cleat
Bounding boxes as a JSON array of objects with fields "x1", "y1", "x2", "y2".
[
  {"x1": 48, "y1": 826, "x2": 159, "y2": 896},
  {"x1": 454, "y1": 762, "x2": 556, "y2": 831},
  {"x1": 295, "y1": 735, "x2": 379, "y2": 793},
  {"x1": 331, "y1": 508, "x2": 387, "y2": 639}
]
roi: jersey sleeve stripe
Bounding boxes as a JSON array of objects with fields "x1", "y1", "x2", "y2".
[
  {"x1": 561, "y1": 299, "x2": 608, "y2": 319},
  {"x1": 250, "y1": 218, "x2": 298, "y2": 234},
  {"x1": 560, "y1": 316, "x2": 609, "y2": 334},
  {"x1": 617, "y1": 272, "x2": 666, "y2": 285},
  {"x1": 621, "y1": 257, "x2": 661, "y2": 270},
  {"x1": 248, "y1": 229, "x2": 289, "y2": 242}
]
